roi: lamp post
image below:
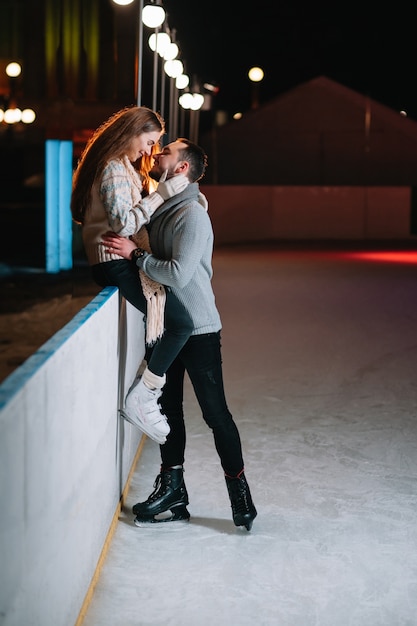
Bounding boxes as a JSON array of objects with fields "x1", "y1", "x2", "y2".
[
  {"x1": 148, "y1": 31, "x2": 171, "y2": 116},
  {"x1": 142, "y1": 1, "x2": 166, "y2": 110},
  {"x1": 248, "y1": 66, "x2": 264, "y2": 109},
  {"x1": 164, "y1": 56, "x2": 183, "y2": 141},
  {"x1": 113, "y1": 0, "x2": 169, "y2": 108},
  {"x1": 112, "y1": 0, "x2": 144, "y2": 106},
  {"x1": 178, "y1": 90, "x2": 204, "y2": 143}
]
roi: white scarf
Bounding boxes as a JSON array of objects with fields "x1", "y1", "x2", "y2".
[{"x1": 132, "y1": 226, "x2": 166, "y2": 345}]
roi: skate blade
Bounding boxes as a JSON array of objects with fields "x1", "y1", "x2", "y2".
[
  {"x1": 119, "y1": 410, "x2": 167, "y2": 445},
  {"x1": 134, "y1": 507, "x2": 190, "y2": 527}
]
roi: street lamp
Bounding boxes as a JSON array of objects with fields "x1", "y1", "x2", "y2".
[
  {"x1": 142, "y1": 2, "x2": 165, "y2": 28},
  {"x1": 112, "y1": 0, "x2": 168, "y2": 107},
  {"x1": 178, "y1": 90, "x2": 204, "y2": 143},
  {"x1": 142, "y1": 2, "x2": 166, "y2": 110},
  {"x1": 248, "y1": 66, "x2": 264, "y2": 109},
  {"x1": 5, "y1": 62, "x2": 21, "y2": 78},
  {"x1": 164, "y1": 57, "x2": 183, "y2": 141},
  {"x1": 0, "y1": 61, "x2": 36, "y2": 126},
  {"x1": 148, "y1": 30, "x2": 171, "y2": 116}
]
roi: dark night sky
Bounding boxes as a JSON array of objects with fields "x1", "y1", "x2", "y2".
[{"x1": 157, "y1": 1, "x2": 417, "y2": 124}]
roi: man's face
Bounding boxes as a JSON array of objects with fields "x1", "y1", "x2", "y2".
[{"x1": 150, "y1": 140, "x2": 187, "y2": 181}]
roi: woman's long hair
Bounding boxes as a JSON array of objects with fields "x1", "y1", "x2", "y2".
[{"x1": 71, "y1": 106, "x2": 164, "y2": 224}]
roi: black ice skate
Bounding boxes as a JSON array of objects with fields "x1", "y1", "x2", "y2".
[
  {"x1": 133, "y1": 466, "x2": 190, "y2": 525},
  {"x1": 225, "y1": 471, "x2": 257, "y2": 531}
]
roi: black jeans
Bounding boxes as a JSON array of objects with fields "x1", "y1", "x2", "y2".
[
  {"x1": 158, "y1": 331, "x2": 244, "y2": 477},
  {"x1": 92, "y1": 260, "x2": 193, "y2": 377}
]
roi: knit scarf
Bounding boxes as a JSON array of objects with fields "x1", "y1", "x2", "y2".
[{"x1": 132, "y1": 226, "x2": 166, "y2": 346}]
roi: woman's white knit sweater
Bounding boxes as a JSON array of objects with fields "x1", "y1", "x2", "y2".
[
  {"x1": 82, "y1": 156, "x2": 162, "y2": 266},
  {"x1": 81, "y1": 156, "x2": 168, "y2": 344}
]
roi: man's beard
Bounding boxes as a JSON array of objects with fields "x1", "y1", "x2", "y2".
[{"x1": 150, "y1": 169, "x2": 163, "y2": 182}]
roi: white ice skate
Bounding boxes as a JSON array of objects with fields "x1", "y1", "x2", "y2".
[{"x1": 120, "y1": 377, "x2": 169, "y2": 445}]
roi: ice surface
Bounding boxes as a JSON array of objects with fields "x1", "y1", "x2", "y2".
[{"x1": 81, "y1": 246, "x2": 417, "y2": 626}]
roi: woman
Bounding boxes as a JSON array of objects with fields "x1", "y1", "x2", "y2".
[{"x1": 71, "y1": 106, "x2": 193, "y2": 445}]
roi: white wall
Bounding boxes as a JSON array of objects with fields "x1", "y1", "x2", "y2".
[{"x1": 0, "y1": 287, "x2": 146, "y2": 626}]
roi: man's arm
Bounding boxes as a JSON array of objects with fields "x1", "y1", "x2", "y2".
[
  {"x1": 101, "y1": 206, "x2": 211, "y2": 289},
  {"x1": 100, "y1": 160, "x2": 189, "y2": 237},
  {"x1": 101, "y1": 231, "x2": 138, "y2": 258},
  {"x1": 138, "y1": 208, "x2": 212, "y2": 289}
]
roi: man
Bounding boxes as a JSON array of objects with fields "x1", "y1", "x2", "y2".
[{"x1": 102, "y1": 138, "x2": 257, "y2": 531}]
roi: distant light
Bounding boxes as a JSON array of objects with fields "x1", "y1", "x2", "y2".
[
  {"x1": 178, "y1": 93, "x2": 205, "y2": 111},
  {"x1": 164, "y1": 59, "x2": 183, "y2": 78},
  {"x1": 163, "y1": 42, "x2": 179, "y2": 61},
  {"x1": 248, "y1": 67, "x2": 264, "y2": 82},
  {"x1": 233, "y1": 112, "x2": 243, "y2": 120},
  {"x1": 4, "y1": 108, "x2": 22, "y2": 123},
  {"x1": 0, "y1": 110, "x2": 3, "y2": 122},
  {"x1": 179, "y1": 93, "x2": 194, "y2": 109},
  {"x1": 190, "y1": 93, "x2": 204, "y2": 111},
  {"x1": 112, "y1": 0, "x2": 134, "y2": 5},
  {"x1": 400, "y1": 110, "x2": 407, "y2": 117},
  {"x1": 6, "y1": 62, "x2": 21, "y2": 78},
  {"x1": 149, "y1": 32, "x2": 171, "y2": 55},
  {"x1": 203, "y1": 82, "x2": 220, "y2": 94},
  {"x1": 215, "y1": 110, "x2": 228, "y2": 126},
  {"x1": 142, "y1": 4, "x2": 165, "y2": 28},
  {"x1": 343, "y1": 251, "x2": 417, "y2": 265},
  {"x1": 176, "y1": 74, "x2": 189, "y2": 90},
  {"x1": 21, "y1": 108, "x2": 36, "y2": 124}
]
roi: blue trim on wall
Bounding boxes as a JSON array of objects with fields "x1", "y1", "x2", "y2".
[
  {"x1": 0, "y1": 287, "x2": 118, "y2": 410},
  {"x1": 45, "y1": 140, "x2": 73, "y2": 273}
]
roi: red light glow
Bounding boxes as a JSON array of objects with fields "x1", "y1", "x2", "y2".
[{"x1": 341, "y1": 251, "x2": 417, "y2": 265}]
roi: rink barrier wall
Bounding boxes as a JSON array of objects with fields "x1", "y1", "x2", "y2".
[
  {"x1": 0, "y1": 287, "x2": 146, "y2": 626},
  {"x1": 201, "y1": 185, "x2": 415, "y2": 244}
]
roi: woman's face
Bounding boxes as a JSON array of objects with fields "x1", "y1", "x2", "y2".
[{"x1": 126, "y1": 131, "x2": 162, "y2": 162}]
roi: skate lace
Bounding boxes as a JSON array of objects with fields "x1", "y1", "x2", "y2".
[
  {"x1": 236, "y1": 490, "x2": 249, "y2": 513},
  {"x1": 147, "y1": 473, "x2": 168, "y2": 503},
  {"x1": 230, "y1": 481, "x2": 251, "y2": 514}
]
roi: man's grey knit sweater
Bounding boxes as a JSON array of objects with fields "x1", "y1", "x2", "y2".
[{"x1": 136, "y1": 182, "x2": 222, "y2": 336}]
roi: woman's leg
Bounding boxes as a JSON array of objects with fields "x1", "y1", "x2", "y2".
[
  {"x1": 92, "y1": 260, "x2": 147, "y2": 312},
  {"x1": 92, "y1": 261, "x2": 193, "y2": 376},
  {"x1": 147, "y1": 288, "x2": 193, "y2": 376}
]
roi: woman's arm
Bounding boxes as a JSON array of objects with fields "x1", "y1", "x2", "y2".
[{"x1": 100, "y1": 160, "x2": 189, "y2": 237}]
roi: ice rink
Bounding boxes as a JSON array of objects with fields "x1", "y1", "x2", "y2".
[{"x1": 81, "y1": 244, "x2": 417, "y2": 626}]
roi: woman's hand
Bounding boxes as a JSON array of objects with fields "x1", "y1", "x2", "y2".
[{"x1": 101, "y1": 231, "x2": 137, "y2": 260}]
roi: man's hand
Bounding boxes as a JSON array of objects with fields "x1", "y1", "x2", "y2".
[{"x1": 102, "y1": 231, "x2": 137, "y2": 260}]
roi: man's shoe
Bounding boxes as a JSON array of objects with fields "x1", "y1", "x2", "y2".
[
  {"x1": 120, "y1": 377, "x2": 169, "y2": 445},
  {"x1": 132, "y1": 467, "x2": 190, "y2": 524},
  {"x1": 225, "y1": 472, "x2": 257, "y2": 531}
]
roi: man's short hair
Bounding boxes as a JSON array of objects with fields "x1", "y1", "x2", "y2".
[{"x1": 177, "y1": 138, "x2": 208, "y2": 182}]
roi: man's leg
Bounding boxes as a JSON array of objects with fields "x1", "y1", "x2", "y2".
[
  {"x1": 179, "y1": 332, "x2": 257, "y2": 531},
  {"x1": 179, "y1": 332, "x2": 244, "y2": 475}
]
